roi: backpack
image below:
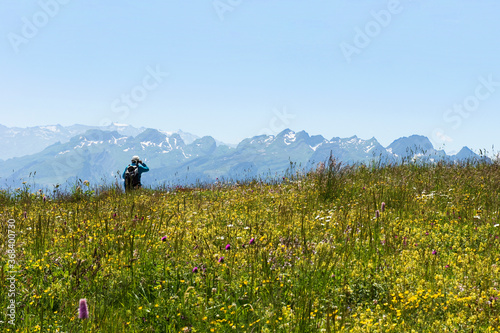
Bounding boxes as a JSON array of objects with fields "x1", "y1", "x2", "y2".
[{"x1": 124, "y1": 164, "x2": 140, "y2": 189}]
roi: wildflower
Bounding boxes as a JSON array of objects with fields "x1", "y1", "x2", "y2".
[
  {"x1": 249, "y1": 238, "x2": 255, "y2": 245},
  {"x1": 375, "y1": 210, "x2": 380, "y2": 219},
  {"x1": 43, "y1": 196, "x2": 46, "y2": 203},
  {"x1": 494, "y1": 224, "x2": 499, "y2": 227},
  {"x1": 23, "y1": 211, "x2": 27, "y2": 219},
  {"x1": 225, "y1": 244, "x2": 231, "y2": 250},
  {"x1": 218, "y1": 257, "x2": 224, "y2": 263},
  {"x1": 79, "y1": 299, "x2": 89, "y2": 319},
  {"x1": 432, "y1": 250, "x2": 437, "y2": 255},
  {"x1": 161, "y1": 236, "x2": 167, "y2": 242},
  {"x1": 381, "y1": 202, "x2": 386, "y2": 212},
  {"x1": 192, "y1": 267, "x2": 198, "y2": 273}
]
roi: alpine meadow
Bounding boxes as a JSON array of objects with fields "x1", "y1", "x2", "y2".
[
  {"x1": 3, "y1": 0, "x2": 500, "y2": 332},
  {"x1": 1, "y1": 157, "x2": 499, "y2": 332}
]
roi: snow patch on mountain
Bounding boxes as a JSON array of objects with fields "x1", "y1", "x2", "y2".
[
  {"x1": 74, "y1": 140, "x2": 104, "y2": 149},
  {"x1": 41, "y1": 125, "x2": 60, "y2": 132},
  {"x1": 284, "y1": 132, "x2": 296, "y2": 145},
  {"x1": 310, "y1": 142, "x2": 324, "y2": 151},
  {"x1": 365, "y1": 144, "x2": 375, "y2": 153}
]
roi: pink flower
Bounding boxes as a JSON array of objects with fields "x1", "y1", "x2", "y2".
[
  {"x1": 225, "y1": 244, "x2": 231, "y2": 250},
  {"x1": 161, "y1": 236, "x2": 167, "y2": 242},
  {"x1": 79, "y1": 299, "x2": 89, "y2": 319},
  {"x1": 381, "y1": 202, "x2": 386, "y2": 212},
  {"x1": 375, "y1": 210, "x2": 380, "y2": 219},
  {"x1": 249, "y1": 238, "x2": 255, "y2": 245},
  {"x1": 218, "y1": 257, "x2": 224, "y2": 263},
  {"x1": 192, "y1": 267, "x2": 198, "y2": 273}
]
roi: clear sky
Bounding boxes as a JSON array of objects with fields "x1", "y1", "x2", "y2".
[{"x1": 1, "y1": 0, "x2": 499, "y2": 154}]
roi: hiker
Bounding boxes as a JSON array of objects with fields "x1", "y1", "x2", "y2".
[{"x1": 122, "y1": 155, "x2": 149, "y2": 190}]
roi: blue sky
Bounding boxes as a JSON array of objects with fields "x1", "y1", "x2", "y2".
[{"x1": 1, "y1": 0, "x2": 499, "y2": 154}]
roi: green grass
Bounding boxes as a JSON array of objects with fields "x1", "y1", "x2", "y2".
[{"x1": 1, "y1": 160, "x2": 500, "y2": 332}]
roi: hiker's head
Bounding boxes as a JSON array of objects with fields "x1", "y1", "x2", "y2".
[{"x1": 131, "y1": 156, "x2": 140, "y2": 164}]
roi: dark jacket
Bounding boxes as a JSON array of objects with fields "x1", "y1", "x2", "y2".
[{"x1": 122, "y1": 162, "x2": 149, "y2": 188}]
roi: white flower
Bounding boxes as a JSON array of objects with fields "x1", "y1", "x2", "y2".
[{"x1": 494, "y1": 224, "x2": 499, "y2": 228}]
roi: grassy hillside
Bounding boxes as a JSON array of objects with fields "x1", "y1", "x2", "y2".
[{"x1": 1, "y1": 160, "x2": 499, "y2": 332}]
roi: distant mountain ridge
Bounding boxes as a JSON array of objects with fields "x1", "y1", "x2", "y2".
[
  {"x1": 0, "y1": 123, "x2": 211, "y2": 160},
  {"x1": 0, "y1": 125, "x2": 488, "y2": 189}
]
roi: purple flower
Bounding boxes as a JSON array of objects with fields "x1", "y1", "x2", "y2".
[
  {"x1": 249, "y1": 238, "x2": 255, "y2": 245},
  {"x1": 192, "y1": 267, "x2": 198, "y2": 273},
  {"x1": 432, "y1": 250, "x2": 437, "y2": 255},
  {"x1": 375, "y1": 210, "x2": 380, "y2": 219},
  {"x1": 381, "y1": 202, "x2": 386, "y2": 212},
  {"x1": 79, "y1": 299, "x2": 89, "y2": 319},
  {"x1": 225, "y1": 244, "x2": 231, "y2": 250},
  {"x1": 43, "y1": 196, "x2": 46, "y2": 203},
  {"x1": 113, "y1": 213, "x2": 117, "y2": 218},
  {"x1": 161, "y1": 236, "x2": 167, "y2": 242},
  {"x1": 218, "y1": 257, "x2": 224, "y2": 263},
  {"x1": 23, "y1": 211, "x2": 27, "y2": 219}
]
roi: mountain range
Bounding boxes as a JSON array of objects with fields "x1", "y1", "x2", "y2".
[
  {"x1": 0, "y1": 124, "x2": 485, "y2": 190},
  {"x1": 0, "y1": 123, "x2": 208, "y2": 160}
]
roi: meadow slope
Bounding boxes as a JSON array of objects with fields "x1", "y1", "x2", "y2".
[{"x1": 1, "y1": 160, "x2": 499, "y2": 332}]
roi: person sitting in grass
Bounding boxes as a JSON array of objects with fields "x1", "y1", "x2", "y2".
[{"x1": 122, "y1": 155, "x2": 149, "y2": 191}]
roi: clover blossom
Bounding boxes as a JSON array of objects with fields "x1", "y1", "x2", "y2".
[{"x1": 79, "y1": 299, "x2": 89, "y2": 319}]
